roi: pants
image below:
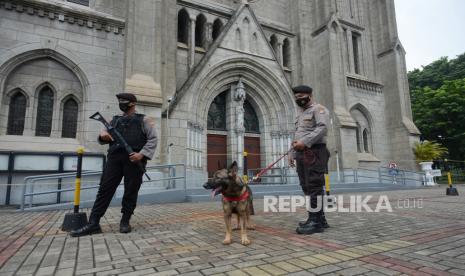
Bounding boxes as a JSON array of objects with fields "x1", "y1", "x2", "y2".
[
  {"x1": 296, "y1": 144, "x2": 330, "y2": 213},
  {"x1": 89, "y1": 151, "x2": 146, "y2": 223}
]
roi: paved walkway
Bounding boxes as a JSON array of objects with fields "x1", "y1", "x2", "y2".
[{"x1": 1, "y1": 187, "x2": 465, "y2": 276}]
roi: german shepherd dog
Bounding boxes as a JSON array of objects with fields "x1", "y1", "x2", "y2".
[{"x1": 203, "y1": 161, "x2": 254, "y2": 245}]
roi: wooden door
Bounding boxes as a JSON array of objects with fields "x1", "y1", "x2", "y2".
[
  {"x1": 244, "y1": 136, "x2": 261, "y2": 174},
  {"x1": 207, "y1": 134, "x2": 227, "y2": 178}
]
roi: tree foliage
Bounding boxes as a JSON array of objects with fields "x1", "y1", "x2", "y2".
[
  {"x1": 408, "y1": 53, "x2": 465, "y2": 161},
  {"x1": 408, "y1": 53, "x2": 465, "y2": 90}
]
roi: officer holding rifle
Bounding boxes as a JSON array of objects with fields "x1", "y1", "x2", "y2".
[{"x1": 71, "y1": 93, "x2": 157, "y2": 237}]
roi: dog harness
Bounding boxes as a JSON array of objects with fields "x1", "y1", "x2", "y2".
[{"x1": 222, "y1": 190, "x2": 250, "y2": 202}]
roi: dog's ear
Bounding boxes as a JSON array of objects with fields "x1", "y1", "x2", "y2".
[{"x1": 229, "y1": 161, "x2": 238, "y2": 177}]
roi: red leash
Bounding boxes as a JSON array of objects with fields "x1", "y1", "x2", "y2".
[
  {"x1": 211, "y1": 149, "x2": 293, "y2": 200},
  {"x1": 250, "y1": 148, "x2": 292, "y2": 183}
]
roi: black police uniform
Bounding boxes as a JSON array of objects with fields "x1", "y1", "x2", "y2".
[{"x1": 71, "y1": 93, "x2": 157, "y2": 237}]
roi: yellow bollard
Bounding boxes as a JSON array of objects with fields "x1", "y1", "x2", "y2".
[
  {"x1": 324, "y1": 174, "x2": 330, "y2": 195},
  {"x1": 73, "y1": 147, "x2": 84, "y2": 213},
  {"x1": 62, "y1": 147, "x2": 88, "y2": 232},
  {"x1": 445, "y1": 160, "x2": 459, "y2": 196},
  {"x1": 447, "y1": 172, "x2": 452, "y2": 187}
]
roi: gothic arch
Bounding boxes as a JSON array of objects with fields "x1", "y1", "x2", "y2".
[
  {"x1": 270, "y1": 34, "x2": 278, "y2": 54},
  {"x1": 6, "y1": 89, "x2": 28, "y2": 135},
  {"x1": 242, "y1": 17, "x2": 250, "y2": 51},
  {"x1": 251, "y1": 32, "x2": 258, "y2": 53},
  {"x1": 0, "y1": 48, "x2": 88, "y2": 137},
  {"x1": 282, "y1": 38, "x2": 291, "y2": 68},
  {"x1": 188, "y1": 58, "x2": 295, "y2": 133},
  {"x1": 61, "y1": 96, "x2": 79, "y2": 138},
  {"x1": 34, "y1": 83, "x2": 56, "y2": 137},
  {"x1": 212, "y1": 18, "x2": 224, "y2": 41},
  {"x1": 0, "y1": 48, "x2": 90, "y2": 93},
  {"x1": 349, "y1": 103, "x2": 374, "y2": 128},
  {"x1": 177, "y1": 9, "x2": 189, "y2": 44},
  {"x1": 195, "y1": 13, "x2": 207, "y2": 48},
  {"x1": 244, "y1": 97, "x2": 260, "y2": 133},
  {"x1": 350, "y1": 103, "x2": 374, "y2": 153},
  {"x1": 5, "y1": 87, "x2": 30, "y2": 108},
  {"x1": 235, "y1": 28, "x2": 242, "y2": 50}
]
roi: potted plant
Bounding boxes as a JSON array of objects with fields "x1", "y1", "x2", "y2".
[{"x1": 413, "y1": 141, "x2": 448, "y2": 185}]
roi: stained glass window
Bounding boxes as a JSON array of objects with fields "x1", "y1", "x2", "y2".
[
  {"x1": 244, "y1": 100, "x2": 260, "y2": 133},
  {"x1": 35, "y1": 86, "x2": 54, "y2": 137},
  {"x1": 62, "y1": 98, "x2": 78, "y2": 138},
  {"x1": 7, "y1": 92, "x2": 27, "y2": 135},
  {"x1": 207, "y1": 92, "x2": 227, "y2": 130}
]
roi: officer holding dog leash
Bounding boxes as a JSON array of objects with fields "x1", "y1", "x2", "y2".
[{"x1": 288, "y1": 85, "x2": 331, "y2": 235}]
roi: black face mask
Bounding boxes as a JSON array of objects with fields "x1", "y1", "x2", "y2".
[
  {"x1": 295, "y1": 96, "x2": 310, "y2": 108},
  {"x1": 119, "y1": 102, "x2": 130, "y2": 112}
]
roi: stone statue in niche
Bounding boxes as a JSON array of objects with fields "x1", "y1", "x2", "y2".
[{"x1": 234, "y1": 78, "x2": 246, "y2": 102}]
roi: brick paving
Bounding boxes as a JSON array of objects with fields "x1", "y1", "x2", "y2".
[{"x1": 1, "y1": 187, "x2": 465, "y2": 275}]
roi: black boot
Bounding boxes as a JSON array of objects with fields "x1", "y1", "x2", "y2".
[
  {"x1": 296, "y1": 212, "x2": 324, "y2": 235},
  {"x1": 298, "y1": 212, "x2": 312, "y2": 227},
  {"x1": 70, "y1": 222, "x2": 102, "y2": 237},
  {"x1": 120, "y1": 213, "x2": 132, "y2": 233},
  {"x1": 321, "y1": 212, "x2": 330, "y2": 229}
]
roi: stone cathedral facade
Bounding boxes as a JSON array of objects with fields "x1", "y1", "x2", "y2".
[{"x1": 0, "y1": 0, "x2": 420, "y2": 183}]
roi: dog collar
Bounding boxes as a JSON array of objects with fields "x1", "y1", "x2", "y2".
[{"x1": 222, "y1": 190, "x2": 249, "y2": 202}]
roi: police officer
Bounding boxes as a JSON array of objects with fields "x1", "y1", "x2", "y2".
[
  {"x1": 71, "y1": 93, "x2": 157, "y2": 237},
  {"x1": 288, "y1": 85, "x2": 330, "y2": 235}
]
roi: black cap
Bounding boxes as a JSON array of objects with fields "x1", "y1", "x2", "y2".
[
  {"x1": 116, "y1": 92, "x2": 137, "y2": 102},
  {"x1": 292, "y1": 85, "x2": 313, "y2": 94}
]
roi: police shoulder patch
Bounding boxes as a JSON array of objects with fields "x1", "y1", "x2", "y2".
[{"x1": 318, "y1": 105, "x2": 326, "y2": 114}]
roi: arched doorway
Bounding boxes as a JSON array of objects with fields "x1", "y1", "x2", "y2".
[
  {"x1": 243, "y1": 99, "x2": 261, "y2": 175},
  {"x1": 207, "y1": 91, "x2": 227, "y2": 177},
  {"x1": 206, "y1": 89, "x2": 262, "y2": 178}
]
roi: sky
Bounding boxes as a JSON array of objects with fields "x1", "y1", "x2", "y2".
[{"x1": 394, "y1": 0, "x2": 465, "y2": 71}]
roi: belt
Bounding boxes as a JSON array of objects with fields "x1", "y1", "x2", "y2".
[{"x1": 310, "y1": 143, "x2": 326, "y2": 149}]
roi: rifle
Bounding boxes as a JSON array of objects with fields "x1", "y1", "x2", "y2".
[{"x1": 90, "y1": 112, "x2": 151, "y2": 180}]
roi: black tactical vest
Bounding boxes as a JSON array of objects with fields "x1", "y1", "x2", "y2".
[{"x1": 108, "y1": 114, "x2": 147, "y2": 154}]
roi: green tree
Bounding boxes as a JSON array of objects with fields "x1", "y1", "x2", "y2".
[
  {"x1": 410, "y1": 78, "x2": 465, "y2": 160},
  {"x1": 408, "y1": 53, "x2": 465, "y2": 90}
]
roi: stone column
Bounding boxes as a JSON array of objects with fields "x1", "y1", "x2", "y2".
[
  {"x1": 206, "y1": 22, "x2": 213, "y2": 50},
  {"x1": 198, "y1": 126, "x2": 203, "y2": 168},
  {"x1": 186, "y1": 123, "x2": 191, "y2": 167},
  {"x1": 234, "y1": 79, "x2": 246, "y2": 173},
  {"x1": 124, "y1": 0, "x2": 162, "y2": 106},
  {"x1": 277, "y1": 41, "x2": 283, "y2": 66},
  {"x1": 279, "y1": 132, "x2": 286, "y2": 167},
  {"x1": 189, "y1": 17, "x2": 196, "y2": 70},
  {"x1": 271, "y1": 132, "x2": 278, "y2": 167}
]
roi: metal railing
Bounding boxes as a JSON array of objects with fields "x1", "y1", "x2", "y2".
[
  {"x1": 20, "y1": 164, "x2": 186, "y2": 211},
  {"x1": 247, "y1": 166, "x2": 425, "y2": 187}
]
